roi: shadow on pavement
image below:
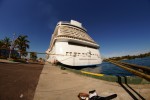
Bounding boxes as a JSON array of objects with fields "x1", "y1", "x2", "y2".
[{"x1": 117, "y1": 76, "x2": 145, "y2": 100}]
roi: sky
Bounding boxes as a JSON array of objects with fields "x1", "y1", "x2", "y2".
[{"x1": 0, "y1": 0, "x2": 150, "y2": 58}]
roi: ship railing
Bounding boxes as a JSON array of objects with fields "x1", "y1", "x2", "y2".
[
  {"x1": 60, "y1": 21, "x2": 70, "y2": 23},
  {"x1": 58, "y1": 21, "x2": 87, "y2": 31}
]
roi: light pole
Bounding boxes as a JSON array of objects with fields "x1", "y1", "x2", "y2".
[{"x1": 9, "y1": 33, "x2": 16, "y2": 59}]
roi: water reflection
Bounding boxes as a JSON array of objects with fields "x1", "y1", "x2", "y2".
[
  {"x1": 81, "y1": 61, "x2": 134, "y2": 76},
  {"x1": 69, "y1": 57, "x2": 150, "y2": 76},
  {"x1": 122, "y1": 57, "x2": 150, "y2": 67}
]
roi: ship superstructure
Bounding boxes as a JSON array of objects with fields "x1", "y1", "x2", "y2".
[{"x1": 46, "y1": 20, "x2": 102, "y2": 66}]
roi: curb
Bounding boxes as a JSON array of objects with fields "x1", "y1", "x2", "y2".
[{"x1": 65, "y1": 68, "x2": 150, "y2": 84}]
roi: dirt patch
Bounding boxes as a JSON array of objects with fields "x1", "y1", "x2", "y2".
[{"x1": 0, "y1": 63, "x2": 44, "y2": 100}]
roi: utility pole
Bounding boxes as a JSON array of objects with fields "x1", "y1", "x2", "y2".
[{"x1": 9, "y1": 33, "x2": 16, "y2": 59}]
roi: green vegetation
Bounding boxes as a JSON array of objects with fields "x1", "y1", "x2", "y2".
[
  {"x1": 14, "y1": 35, "x2": 30, "y2": 58},
  {"x1": 0, "y1": 35, "x2": 30, "y2": 60},
  {"x1": 0, "y1": 35, "x2": 45, "y2": 63},
  {"x1": 107, "y1": 52, "x2": 150, "y2": 61},
  {"x1": 30, "y1": 52, "x2": 37, "y2": 61},
  {"x1": 1, "y1": 37, "x2": 11, "y2": 49},
  {"x1": 0, "y1": 37, "x2": 12, "y2": 59}
]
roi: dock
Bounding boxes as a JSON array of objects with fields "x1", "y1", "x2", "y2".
[
  {"x1": 33, "y1": 62, "x2": 150, "y2": 100},
  {"x1": 105, "y1": 59, "x2": 150, "y2": 81}
]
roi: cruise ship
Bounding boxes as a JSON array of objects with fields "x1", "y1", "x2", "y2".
[{"x1": 46, "y1": 20, "x2": 102, "y2": 66}]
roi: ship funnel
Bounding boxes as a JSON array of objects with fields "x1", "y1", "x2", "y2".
[{"x1": 70, "y1": 20, "x2": 82, "y2": 27}]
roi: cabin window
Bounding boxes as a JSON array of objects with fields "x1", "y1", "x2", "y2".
[
  {"x1": 66, "y1": 52, "x2": 69, "y2": 55},
  {"x1": 70, "y1": 52, "x2": 72, "y2": 56},
  {"x1": 78, "y1": 53, "x2": 80, "y2": 56}
]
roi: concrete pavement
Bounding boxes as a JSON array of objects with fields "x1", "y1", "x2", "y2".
[
  {"x1": 33, "y1": 62, "x2": 150, "y2": 100},
  {"x1": 0, "y1": 59, "x2": 20, "y2": 63}
]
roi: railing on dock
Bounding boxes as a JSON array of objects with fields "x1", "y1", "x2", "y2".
[{"x1": 104, "y1": 59, "x2": 150, "y2": 82}]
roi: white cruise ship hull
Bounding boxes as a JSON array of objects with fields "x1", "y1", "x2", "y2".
[
  {"x1": 46, "y1": 20, "x2": 102, "y2": 67},
  {"x1": 47, "y1": 41, "x2": 102, "y2": 66}
]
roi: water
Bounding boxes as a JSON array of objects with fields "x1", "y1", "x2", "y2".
[
  {"x1": 122, "y1": 57, "x2": 150, "y2": 67},
  {"x1": 81, "y1": 57, "x2": 150, "y2": 76}
]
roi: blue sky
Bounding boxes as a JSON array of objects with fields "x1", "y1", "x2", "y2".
[{"x1": 0, "y1": 0, "x2": 150, "y2": 58}]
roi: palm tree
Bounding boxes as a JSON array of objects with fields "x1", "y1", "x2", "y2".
[
  {"x1": 1, "y1": 37, "x2": 11, "y2": 49},
  {"x1": 0, "y1": 40, "x2": 4, "y2": 57},
  {"x1": 0, "y1": 40, "x2": 4, "y2": 48},
  {"x1": 15, "y1": 35, "x2": 30, "y2": 58},
  {"x1": 0, "y1": 37, "x2": 11, "y2": 58},
  {"x1": 30, "y1": 52, "x2": 37, "y2": 61}
]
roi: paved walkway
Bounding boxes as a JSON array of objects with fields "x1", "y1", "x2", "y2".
[
  {"x1": 0, "y1": 59, "x2": 19, "y2": 63},
  {"x1": 33, "y1": 63, "x2": 150, "y2": 100}
]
